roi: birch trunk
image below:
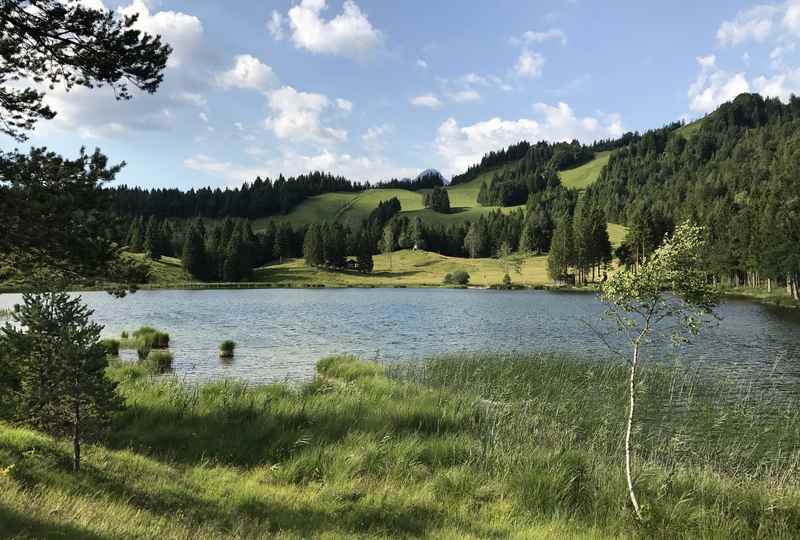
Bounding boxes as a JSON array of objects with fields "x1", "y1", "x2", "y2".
[{"x1": 625, "y1": 342, "x2": 642, "y2": 520}]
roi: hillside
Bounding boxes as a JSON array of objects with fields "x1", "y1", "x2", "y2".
[{"x1": 257, "y1": 150, "x2": 615, "y2": 231}]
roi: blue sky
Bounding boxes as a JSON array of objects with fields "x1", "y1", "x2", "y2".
[{"x1": 18, "y1": 0, "x2": 800, "y2": 188}]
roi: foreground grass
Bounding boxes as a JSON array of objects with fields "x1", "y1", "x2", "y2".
[{"x1": 2, "y1": 353, "x2": 800, "y2": 539}]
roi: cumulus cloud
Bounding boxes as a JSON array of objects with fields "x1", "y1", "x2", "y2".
[
  {"x1": 216, "y1": 54, "x2": 278, "y2": 93},
  {"x1": 435, "y1": 102, "x2": 624, "y2": 175},
  {"x1": 717, "y1": 5, "x2": 779, "y2": 46},
  {"x1": 336, "y1": 98, "x2": 353, "y2": 113},
  {"x1": 184, "y1": 149, "x2": 419, "y2": 185},
  {"x1": 410, "y1": 94, "x2": 442, "y2": 108},
  {"x1": 278, "y1": 0, "x2": 384, "y2": 59},
  {"x1": 119, "y1": 0, "x2": 204, "y2": 68},
  {"x1": 688, "y1": 56, "x2": 751, "y2": 113},
  {"x1": 515, "y1": 49, "x2": 545, "y2": 78},
  {"x1": 416, "y1": 59, "x2": 428, "y2": 69},
  {"x1": 37, "y1": 0, "x2": 210, "y2": 137},
  {"x1": 264, "y1": 86, "x2": 348, "y2": 145}
]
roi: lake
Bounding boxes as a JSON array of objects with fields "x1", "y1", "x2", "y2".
[{"x1": 1, "y1": 288, "x2": 799, "y2": 391}]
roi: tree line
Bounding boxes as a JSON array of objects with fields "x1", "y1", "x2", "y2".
[{"x1": 586, "y1": 92, "x2": 800, "y2": 299}]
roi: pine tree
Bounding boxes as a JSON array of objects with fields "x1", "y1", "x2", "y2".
[
  {"x1": 274, "y1": 223, "x2": 292, "y2": 263},
  {"x1": 128, "y1": 216, "x2": 145, "y2": 252},
  {"x1": 181, "y1": 221, "x2": 208, "y2": 280},
  {"x1": 144, "y1": 216, "x2": 163, "y2": 260},
  {"x1": 357, "y1": 230, "x2": 374, "y2": 273},
  {"x1": 1, "y1": 291, "x2": 124, "y2": 471},
  {"x1": 547, "y1": 216, "x2": 574, "y2": 282},
  {"x1": 303, "y1": 224, "x2": 325, "y2": 267}
]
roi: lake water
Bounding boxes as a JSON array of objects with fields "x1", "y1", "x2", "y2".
[{"x1": 1, "y1": 288, "x2": 799, "y2": 391}]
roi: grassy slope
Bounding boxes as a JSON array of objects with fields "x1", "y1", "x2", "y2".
[
  {"x1": 256, "y1": 250, "x2": 549, "y2": 288},
  {"x1": 559, "y1": 151, "x2": 611, "y2": 190},
  {"x1": 1, "y1": 355, "x2": 798, "y2": 539}
]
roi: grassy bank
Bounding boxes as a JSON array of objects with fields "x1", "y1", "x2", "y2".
[{"x1": 2, "y1": 353, "x2": 799, "y2": 538}]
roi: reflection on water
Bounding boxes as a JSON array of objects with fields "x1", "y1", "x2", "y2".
[{"x1": 0, "y1": 289, "x2": 798, "y2": 391}]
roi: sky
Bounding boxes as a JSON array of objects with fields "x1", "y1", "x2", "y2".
[{"x1": 16, "y1": 0, "x2": 800, "y2": 188}]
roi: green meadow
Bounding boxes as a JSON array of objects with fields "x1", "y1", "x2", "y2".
[{"x1": 2, "y1": 353, "x2": 799, "y2": 539}]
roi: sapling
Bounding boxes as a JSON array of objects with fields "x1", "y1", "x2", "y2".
[{"x1": 599, "y1": 221, "x2": 719, "y2": 520}]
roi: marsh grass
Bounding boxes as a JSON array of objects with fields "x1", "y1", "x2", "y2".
[
  {"x1": 144, "y1": 350, "x2": 173, "y2": 374},
  {"x1": 0, "y1": 353, "x2": 799, "y2": 539},
  {"x1": 119, "y1": 326, "x2": 171, "y2": 361},
  {"x1": 219, "y1": 340, "x2": 236, "y2": 358},
  {"x1": 99, "y1": 338, "x2": 120, "y2": 357}
]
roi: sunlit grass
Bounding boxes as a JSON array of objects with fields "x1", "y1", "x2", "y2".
[{"x1": 1, "y1": 353, "x2": 799, "y2": 538}]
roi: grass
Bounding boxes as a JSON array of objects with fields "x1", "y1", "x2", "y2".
[
  {"x1": 127, "y1": 253, "x2": 192, "y2": 285},
  {"x1": 255, "y1": 250, "x2": 552, "y2": 288},
  {"x1": 219, "y1": 340, "x2": 236, "y2": 358},
  {"x1": 1, "y1": 353, "x2": 799, "y2": 538},
  {"x1": 560, "y1": 152, "x2": 612, "y2": 190}
]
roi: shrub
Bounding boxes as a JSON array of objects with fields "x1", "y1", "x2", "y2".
[
  {"x1": 219, "y1": 340, "x2": 236, "y2": 358},
  {"x1": 443, "y1": 270, "x2": 470, "y2": 286},
  {"x1": 120, "y1": 330, "x2": 129, "y2": 339},
  {"x1": 133, "y1": 326, "x2": 170, "y2": 349},
  {"x1": 99, "y1": 338, "x2": 120, "y2": 357},
  {"x1": 144, "y1": 350, "x2": 173, "y2": 374}
]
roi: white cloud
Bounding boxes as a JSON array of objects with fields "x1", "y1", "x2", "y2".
[
  {"x1": 336, "y1": 98, "x2": 353, "y2": 113},
  {"x1": 283, "y1": 0, "x2": 384, "y2": 59},
  {"x1": 515, "y1": 28, "x2": 567, "y2": 46},
  {"x1": 362, "y1": 124, "x2": 391, "y2": 153},
  {"x1": 265, "y1": 85, "x2": 348, "y2": 145},
  {"x1": 688, "y1": 56, "x2": 751, "y2": 113},
  {"x1": 216, "y1": 54, "x2": 278, "y2": 93},
  {"x1": 119, "y1": 0, "x2": 203, "y2": 68},
  {"x1": 184, "y1": 149, "x2": 419, "y2": 185},
  {"x1": 410, "y1": 94, "x2": 442, "y2": 108},
  {"x1": 435, "y1": 102, "x2": 624, "y2": 175},
  {"x1": 416, "y1": 59, "x2": 428, "y2": 69},
  {"x1": 37, "y1": 1, "x2": 209, "y2": 137},
  {"x1": 199, "y1": 112, "x2": 209, "y2": 123},
  {"x1": 447, "y1": 89, "x2": 481, "y2": 103},
  {"x1": 268, "y1": 10, "x2": 285, "y2": 40},
  {"x1": 717, "y1": 5, "x2": 779, "y2": 46},
  {"x1": 786, "y1": 0, "x2": 800, "y2": 32},
  {"x1": 515, "y1": 49, "x2": 545, "y2": 78}
]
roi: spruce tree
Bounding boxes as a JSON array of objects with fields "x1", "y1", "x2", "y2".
[
  {"x1": 357, "y1": 230, "x2": 374, "y2": 273},
  {"x1": 303, "y1": 224, "x2": 324, "y2": 267},
  {"x1": 181, "y1": 222, "x2": 208, "y2": 280},
  {"x1": 547, "y1": 216, "x2": 574, "y2": 282},
  {"x1": 144, "y1": 216, "x2": 163, "y2": 260},
  {"x1": 1, "y1": 291, "x2": 124, "y2": 472}
]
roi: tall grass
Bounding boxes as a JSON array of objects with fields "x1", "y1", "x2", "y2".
[{"x1": 1, "y1": 353, "x2": 799, "y2": 539}]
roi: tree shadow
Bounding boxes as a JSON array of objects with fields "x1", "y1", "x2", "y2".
[{"x1": 0, "y1": 503, "x2": 117, "y2": 540}]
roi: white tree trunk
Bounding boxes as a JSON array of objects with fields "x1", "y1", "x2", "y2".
[{"x1": 625, "y1": 343, "x2": 643, "y2": 520}]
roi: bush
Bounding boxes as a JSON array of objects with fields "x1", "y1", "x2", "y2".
[
  {"x1": 133, "y1": 326, "x2": 170, "y2": 349},
  {"x1": 219, "y1": 340, "x2": 236, "y2": 358},
  {"x1": 99, "y1": 338, "x2": 120, "y2": 357},
  {"x1": 443, "y1": 271, "x2": 470, "y2": 286},
  {"x1": 144, "y1": 350, "x2": 173, "y2": 374}
]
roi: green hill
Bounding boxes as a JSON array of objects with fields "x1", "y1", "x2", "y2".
[{"x1": 559, "y1": 151, "x2": 611, "y2": 190}]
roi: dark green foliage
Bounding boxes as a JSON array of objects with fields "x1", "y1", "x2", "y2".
[
  {"x1": 108, "y1": 172, "x2": 363, "y2": 221},
  {"x1": 355, "y1": 230, "x2": 374, "y2": 273},
  {"x1": 423, "y1": 186, "x2": 451, "y2": 213},
  {"x1": 181, "y1": 220, "x2": 209, "y2": 280},
  {"x1": 303, "y1": 224, "x2": 325, "y2": 267},
  {"x1": 450, "y1": 141, "x2": 531, "y2": 185},
  {"x1": 219, "y1": 340, "x2": 235, "y2": 358},
  {"x1": 443, "y1": 270, "x2": 470, "y2": 285},
  {"x1": 0, "y1": 291, "x2": 123, "y2": 471},
  {"x1": 273, "y1": 223, "x2": 293, "y2": 263},
  {"x1": 323, "y1": 223, "x2": 348, "y2": 269},
  {"x1": 99, "y1": 339, "x2": 120, "y2": 357},
  {"x1": 0, "y1": 0, "x2": 171, "y2": 141},
  {"x1": 374, "y1": 170, "x2": 445, "y2": 190},
  {"x1": 0, "y1": 147, "x2": 149, "y2": 292},
  {"x1": 586, "y1": 93, "x2": 800, "y2": 295},
  {"x1": 548, "y1": 216, "x2": 574, "y2": 282}
]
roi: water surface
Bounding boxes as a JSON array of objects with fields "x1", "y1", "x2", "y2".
[{"x1": 1, "y1": 289, "x2": 798, "y2": 391}]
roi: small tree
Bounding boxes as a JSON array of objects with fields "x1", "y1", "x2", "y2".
[
  {"x1": 1, "y1": 291, "x2": 124, "y2": 472},
  {"x1": 599, "y1": 221, "x2": 718, "y2": 520},
  {"x1": 382, "y1": 225, "x2": 395, "y2": 271}
]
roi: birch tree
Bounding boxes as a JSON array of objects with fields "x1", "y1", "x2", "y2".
[{"x1": 599, "y1": 221, "x2": 719, "y2": 520}]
